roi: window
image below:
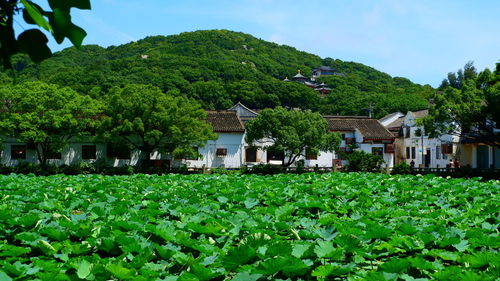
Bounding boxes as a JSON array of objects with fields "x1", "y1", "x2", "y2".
[
  {"x1": 216, "y1": 148, "x2": 227, "y2": 157},
  {"x1": 411, "y1": 147, "x2": 416, "y2": 159},
  {"x1": 341, "y1": 134, "x2": 346, "y2": 140},
  {"x1": 345, "y1": 138, "x2": 355, "y2": 145},
  {"x1": 186, "y1": 147, "x2": 199, "y2": 160},
  {"x1": 372, "y1": 147, "x2": 383, "y2": 156},
  {"x1": 107, "y1": 143, "x2": 131, "y2": 159},
  {"x1": 11, "y1": 145, "x2": 26, "y2": 160},
  {"x1": 82, "y1": 145, "x2": 97, "y2": 160},
  {"x1": 405, "y1": 127, "x2": 411, "y2": 138},
  {"x1": 436, "y1": 145, "x2": 441, "y2": 159},
  {"x1": 245, "y1": 147, "x2": 257, "y2": 162},
  {"x1": 441, "y1": 143, "x2": 453, "y2": 154},
  {"x1": 406, "y1": 147, "x2": 410, "y2": 159},
  {"x1": 384, "y1": 143, "x2": 395, "y2": 153},
  {"x1": 267, "y1": 149, "x2": 284, "y2": 162}
]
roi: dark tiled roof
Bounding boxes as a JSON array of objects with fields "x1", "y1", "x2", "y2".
[
  {"x1": 206, "y1": 111, "x2": 245, "y2": 133},
  {"x1": 325, "y1": 117, "x2": 395, "y2": 140}
]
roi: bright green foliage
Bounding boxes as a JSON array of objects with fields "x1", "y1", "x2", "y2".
[
  {"x1": 0, "y1": 173, "x2": 498, "y2": 280},
  {"x1": 424, "y1": 62, "x2": 500, "y2": 142},
  {"x1": 343, "y1": 150, "x2": 386, "y2": 172},
  {"x1": 101, "y1": 84, "x2": 217, "y2": 162},
  {"x1": 7, "y1": 30, "x2": 431, "y2": 116},
  {"x1": 0, "y1": 81, "x2": 102, "y2": 165},
  {"x1": 0, "y1": 0, "x2": 90, "y2": 69},
  {"x1": 245, "y1": 107, "x2": 341, "y2": 167}
]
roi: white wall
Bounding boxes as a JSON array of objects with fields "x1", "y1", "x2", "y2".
[{"x1": 187, "y1": 133, "x2": 245, "y2": 169}]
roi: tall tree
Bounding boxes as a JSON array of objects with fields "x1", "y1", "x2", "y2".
[
  {"x1": 423, "y1": 62, "x2": 500, "y2": 146},
  {"x1": 245, "y1": 107, "x2": 341, "y2": 167},
  {"x1": 0, "y1": 0, "x2": 90, "y2": 69},
  {"x1": 101, "y1": 84, "x2": 217, "y2": 165},
  {"x1": 0, "y1": 81, "x2": 102, "y2": 166}
]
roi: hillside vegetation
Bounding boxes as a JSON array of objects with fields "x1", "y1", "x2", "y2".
[{"x1": 4, "y1": 30, "x2": 433, "y2": 118}]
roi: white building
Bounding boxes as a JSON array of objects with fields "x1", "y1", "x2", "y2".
[
  {"x1": 1, "y1": 103, "x2": 397, "y2": 170},
  {"x1": 319, "y1": 116, "x2": 396, "y2": 168},
  {"x1": 380, "y1": 110, "x2": 459, "y2": 168}
]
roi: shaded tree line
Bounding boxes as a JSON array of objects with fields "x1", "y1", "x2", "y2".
[{"x1": 0, "y1": 81, "x2": 216, "y2": 167}]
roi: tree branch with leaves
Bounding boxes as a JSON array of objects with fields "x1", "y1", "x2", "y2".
[{"x1": 0, "y1": 0, "x2": 90, "y2": 69}]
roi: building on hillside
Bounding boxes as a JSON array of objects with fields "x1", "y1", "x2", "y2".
[
  {"x1": 312, "y1": 66, "x2": 345, "y2": 78},
  {"x1": 284, "y1": 70, "x2": 334, "y2": 95},
  {"x1": 379, "y1": 110, "x2": 459, "y2": 168}
]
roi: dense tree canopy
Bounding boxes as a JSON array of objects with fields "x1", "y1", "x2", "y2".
[
  {"x1": 5, "y1": 30, "x2": 432, "y2": 117},
  {"x1": 0, "y1": 81, "x2": 102, "y2": 165},
  {"x1": 423, "y1": 62, "x2": 500, "y2": 145},
  {"x1": 100, "y1": 84, "x2": 217, "y2": 165},
  {"x1": 245, "y1": 107, "x2": 341, "y2": 167}
]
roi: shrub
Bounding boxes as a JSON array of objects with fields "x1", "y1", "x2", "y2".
[
  {"x1": 342, "y1": 150, "x2": 385, "y2": 172},
  {"x1": 15, "y1": 161, "x2": 41, "y2": 175},
  {"x1": 392, "y1": 162, "x2": 413, "y2": 175}
]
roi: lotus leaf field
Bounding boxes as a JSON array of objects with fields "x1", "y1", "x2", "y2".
[{"x1": 0, "y1": 173, "x2": 498, "y2": 280}]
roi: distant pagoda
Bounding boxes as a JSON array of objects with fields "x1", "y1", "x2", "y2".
[{"x1": 284, "y1": 69, "x2": 336, "y2": 95}]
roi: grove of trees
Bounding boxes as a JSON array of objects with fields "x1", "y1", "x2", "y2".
[
  {"x1": 0, "y1": 82, "x2": 217, "y2": 167},
  {"x1": 424, "y1": 61, "x2": 500, "y2": 146}
]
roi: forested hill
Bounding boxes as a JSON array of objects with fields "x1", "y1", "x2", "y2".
[{"x1": 4, "y1": 29, "x2": 433, "y2": 118}]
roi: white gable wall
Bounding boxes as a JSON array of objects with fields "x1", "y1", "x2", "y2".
[{"x1": 187, "y1": 133, "x2": 245, "y2": 169}]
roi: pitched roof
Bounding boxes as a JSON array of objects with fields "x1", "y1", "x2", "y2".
[
  {"x1": 206, "y1": 111, "x2": 245, "y2": 133},
  {"x1": 325, "y1": 116, "x2": 395, "y2": 140},
  {"x1": 379, "y1": 112, "x2": 404, "y2": 123},
  {"x1": 292, "y1": 73, "x2": 306, "y2": 79},
  {"x1": 228, "y1": 102, "x2": 258, "y2": 124},
  {"x1": 410, "y1": 109, "x2": 429, "y2": 119}
]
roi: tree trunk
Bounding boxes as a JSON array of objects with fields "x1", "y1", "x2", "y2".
[{"x1": 139, "y1": 146, "x2": 153, "y2": 168}]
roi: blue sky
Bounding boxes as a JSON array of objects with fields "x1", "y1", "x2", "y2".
[{"x1": 42, "y1": 0, "x2": 499, "y2": 87}]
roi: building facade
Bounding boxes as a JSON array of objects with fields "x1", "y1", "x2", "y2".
[
  {"x1": 2, "y1": 103, "x2": 398, "y2": 169},
  {"x1": 380, "y1": 110, "x2": 460, "y2": 168}
]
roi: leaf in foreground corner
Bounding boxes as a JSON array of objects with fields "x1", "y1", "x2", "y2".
[{"x1": 0, "y1": 270, "x2": 12, "y2": 281}]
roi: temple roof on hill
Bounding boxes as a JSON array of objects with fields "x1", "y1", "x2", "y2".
[
  {"x1": 324, "y1": 116, "x2": 395, "y2": 140},
  {"x1": 206, "y1": 111, "x2": 245, "y2": 133},
  {"x1": 292, "y1": 70, "x2": 307, "y2": 79},
  {"x1": 314, "y1": 66, "x2": 336, "y2": 71}
]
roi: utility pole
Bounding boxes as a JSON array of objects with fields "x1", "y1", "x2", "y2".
[
  {"x1": 367, "y1": 102, "x2": 373, "y2": 118},
  {"x1": 421, "y1": 132, "x2": 424, "y2": 167}
]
